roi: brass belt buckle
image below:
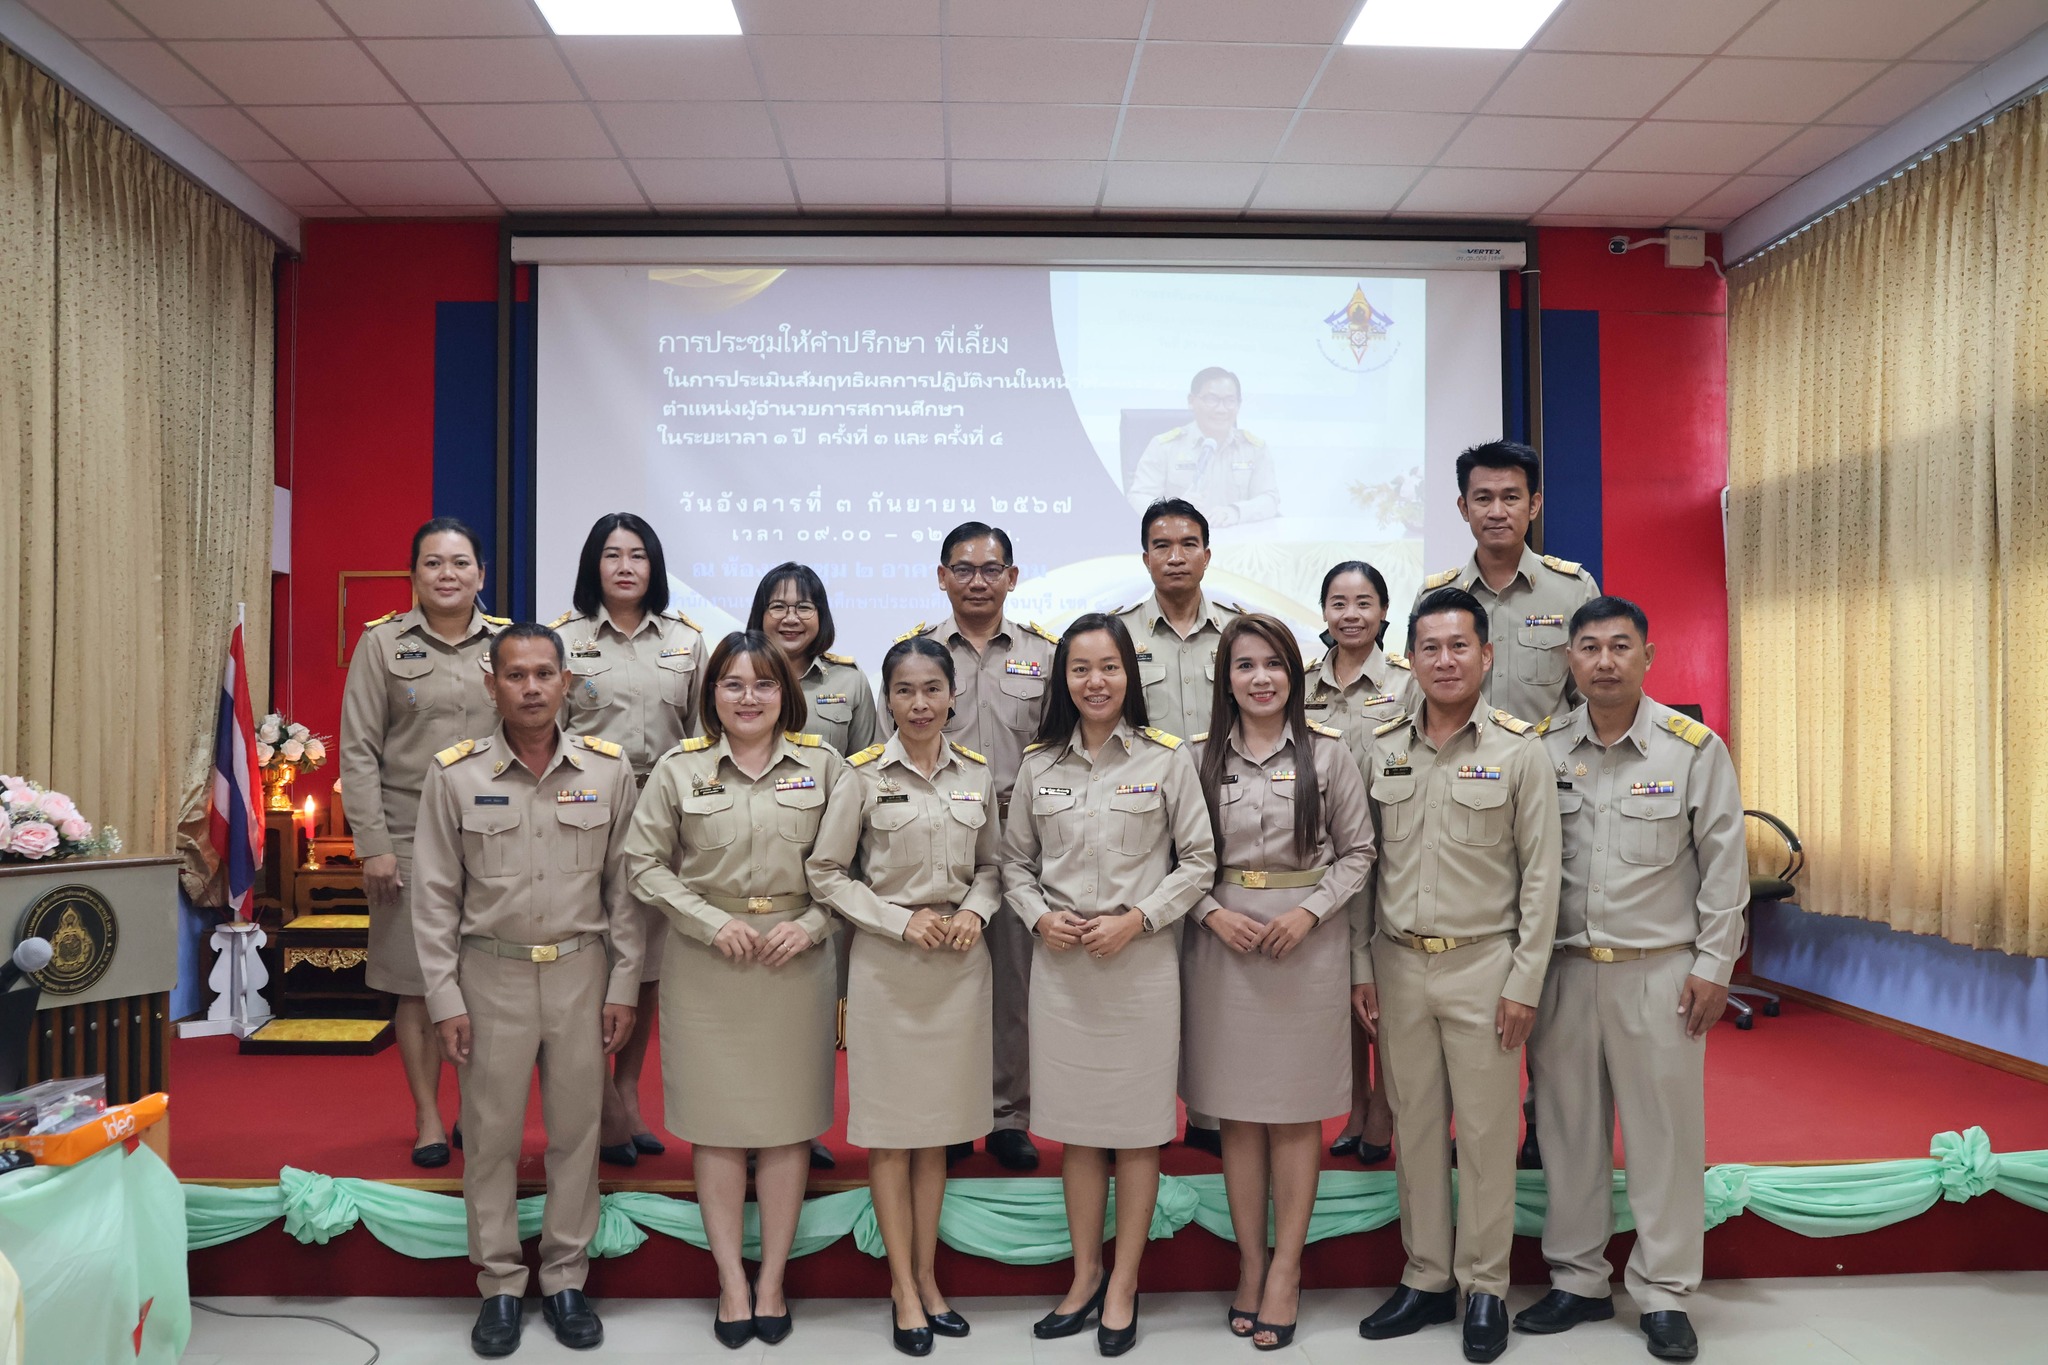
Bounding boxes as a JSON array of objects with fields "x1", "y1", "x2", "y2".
[
  {"x1": 1422, "y1": 936, "x2": 1449, "y2": 954},
  {"x1": 1590, "y1": 946, "x2": 1616, "y2": 963},
  {"x1": 1240, "y1": 870, "x2": 1268, "y2": 889},
  {"x1": 747, "y1": 896, "x2": 773, "y2": 912},
  {"x1": 530, "y1": 943, "x2": 559, "y2": 963}
]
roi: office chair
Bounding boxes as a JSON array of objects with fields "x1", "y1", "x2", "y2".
[{"x1": 1730, "y1": 809, "x2": 1801, "y2": 1029}]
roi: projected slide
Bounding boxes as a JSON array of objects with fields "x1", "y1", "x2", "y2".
[{"x1": 536, "y1": 262, "x2": 1502, "y2": 671}]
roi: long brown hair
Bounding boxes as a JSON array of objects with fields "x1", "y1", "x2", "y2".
[
  {"x1": 1198, "y1": 615, "x2": 1322, "y2": 860},
  {"x1": 700, "y1": 630, "x2": 806, "y2": 740}
]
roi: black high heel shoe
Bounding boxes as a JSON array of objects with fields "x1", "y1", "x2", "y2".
[
  {"x1": 713, "y1": 1284, "x2": 756, "y2": 1350},
  {"x1": 1355, "y1": 1139, "x2": 1392, "y2": 1166},
  {"x1": 890, "y1": 1306, "x2": 932, "y2": 1357},
  {"x1": 1096, "y1": 1294, "x2": 1139, "y2": 1357},
  {"x1": 754, "y1": 1295, "x2": 793, "y2": 1345},
  {"x1": 1033, "y1": 1276, "x2": 1108, "y2": 1339},
  {"x1": 926, "y1": 1309, "x2": 970, "y2": 1338},
  {"x1": 1329, "y1": 1133, "x2": 1362, "y2": 1158},
  {"x1": 1252, "y1": 1319, "x2": 1296, "y2": 1352}
]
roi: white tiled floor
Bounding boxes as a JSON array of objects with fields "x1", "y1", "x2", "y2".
[{"x1": 182, "y1": 1274, "x2": 2048, "y2": 1365}]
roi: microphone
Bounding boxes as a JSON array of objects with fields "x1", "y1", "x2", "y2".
[{"x1": 0, "y1": 939, "x2": 52, "y2": 992}]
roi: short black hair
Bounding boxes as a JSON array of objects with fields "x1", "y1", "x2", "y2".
[
  {"x1": 881, "y1": 635, "x2": 957, "y2": 693},
  {"x1": 1035, "y1": 613, "x2": 1149, "y2": 746},
  {"x1": 1570, "y1": 595, "x2": 1650, "y2": 642},
  {"x1": 746, "y1": 562, "x2": 835, "y2": 660},
  {"x1": 1408, "y1": 586, "x2": 1489, "y2": 647},
  {"x1": 411, "y1": 516, "x2": 484, "y2": 569},
  {"x1": 1454, "y1": 439, "x2": 1542, "y2": 496},
  {"x1": 489, "y1": 622, "x2": 564, "y2": 671},
  {"x1": 1189, "y1": 366, "x2": 1241, "y2": 398},
  {"x1": 571, "y1": 512, "x2": 670, "y2": 619},
  {"x1": 1319, "y1": 559, "x2": 1393, "y2": 648},
  {"x1": 1139, "y1": 497, "x2": 1210, "y2": 548},
  {"x1": 938, "y1": 521, "x2": 1013, "y2": 565}
]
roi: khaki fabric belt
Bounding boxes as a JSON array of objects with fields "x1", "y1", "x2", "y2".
[
  {"x1": 461, "y1": 931, "x2": 598, "y2": 964},
  {"x1": 1380, "y1": 928, "x2": 1507, "y2": 955},
  {"x1": 702, "y1": 892, "x2": 810, "y2": 915},
  {"x1": 1220, "y1": 866, "x2": 1327, "y2": 890},
  {"x1": 1558, "y1": 943, "x2": 1690, "y2": 963}
]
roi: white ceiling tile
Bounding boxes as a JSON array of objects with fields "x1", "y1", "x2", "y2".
[
  {"x1": 1680, "y1": 173, "x2": 1798, "y2": 221},
  {"x1": 1748, "y1": 122, "x2": 1876, "y2": 176},
  {"x1": 1915, "y1": 0, "x2": 2048, "y2": 62},
  {"x1": 310, "y1": 159, "x2": 498, "y2": 206},
  {"x1": 556, "y1": 37, "x2": 761, "y2": 100},
  {"x1": 1527, "y1": 214, "x2": 1676, "y2": 229},
  {"x1": 81, "y1": 41, "x2": 224, "y2": 105},
  {"x1": 734, "y1": 1, "x2": 942, "y2": 34},
  {"x1": 634, "y1": 159, "x2": 796, "y2": 206},
  {"x1": 1115, "y1": 106, "x2": 1293, "y2": 162},
  {"x1": 1727, "y1": 0, "x2": 1978, "y2": 61},
  {"x1": 1821, "y1": 61, "x2": 1975, "y2": 125},
  {"x1": 1100, "y1": 160, "x2": 1263, "y2": 210},
  {"x1": 249, "y1": 105, "x2": 452, "y2": 161},
  {"x1": 943, "y1": 38, "x2": 1136, "y2": 104},
  {"x1": 236, "y1": 160, "x2": 345, "y2": 205},
  {"x1": 1654, "y1": 57, "x2": 1887, "y2": 122},
  {"x1": 1277, "y1": 110, "x2": 1464, "y2": 166},
  {"x1": 1595, "y1": 120, "x2": 1801, "y2": 174},
  {"x1": 470, "y1": 159, "x2": 645, "y2": 207},
  {"x1": 171, "y1": 105, "x2": 292, "y2": 160},
  {"x1": 950, "y1": 160, "x2": 1105, "y2": 207},
  {"x1": 790, "y1": 159, "x2": 947, "y2": 206},
  {"x1": 1312, "y1": 48, "x2": 1517, "y2": 112},
  {"x1": 947, "y1": 0, "x2": 1150, "y2": 39},
  {"x1": 362, "y1": 38, "x2": 582, "y2": 103},
  {"x1": 947, "y1": 104, "x2": 1119, "y2": 159},
  {"x1": 350, "y1": 205, "x2": 494, "y2": 217},
  {"x1": 1484, "y1": 53, "x2": 1703, "y2": 118},
  {"x1": 751, "y1": 36, "x2": 942, "y2": 101},
  {"x1": 1146, "y1": 0, "x2": 1361, "y2": 44},
  {"x1": 1437, "y1": 116, "x2": 1634, "y2": 171},
  {"x1": 773, "y1": 102, "x2": 945, "y2": 159},
  {"x1": 115, "y1": 0, "x2": 342, "y2": 40},
  {"x1": 425, "y1": 104, "x2": 618, "y2": 160},
  {"x1": 1130, "y1": 42, "x2": 1325, "y2": 108},
  {"x1": 326, "y1": 0, "x2": 546, "y2": 38},
  {"x1": 1543, "y1": 170, "x2": 1731, "y2": 217},
  {"x1": 1251, "y1": 163, "x2": 1420, "y2": 213},
  {"x1": 599, "y1": 103, "x2": 781, "y2": 158},
  {"x1": 1397, "y1": 167, "x2": 1577, "y2": 215},
  {"x1": 172, "y1": 40, "x2": 404, "y2": 103},
  {"x1": 1532, "y1": 0, "x2": 1773, "y2": 54},
  {"x1": 21, "y1": 0, "x2": 145, "y2": 41}
]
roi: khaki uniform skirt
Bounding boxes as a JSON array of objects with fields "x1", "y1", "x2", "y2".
[
  {"x1": 367, "y1": 854, "x2": 426, "y2": 996},
  {"x1": 846, "y1": 930, "x2": 992, "y2": 1149},
  {"x1": 1029, "y1": 920, "x2": 1182, "y2": 1149},
  {"x1": 658, "y1": 907, "x2": 837, "y2": 1148}
]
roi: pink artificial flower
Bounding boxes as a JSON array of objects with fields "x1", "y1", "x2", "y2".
[
  {"x1": 0, "y1": 775, "x2": 30, "y2": 804},
  {"x1": 0, "y1": 809, "x2": 11, "y2": 851},
  {"x1": 59, "y1": 817, "x2": 90, "y2": 842},
  {"x1": 10, "y1": 822, "x2": 59, "y2": 859},
  {"x1": 37, "y1": 790, "x2": 79, "y2": 824}
]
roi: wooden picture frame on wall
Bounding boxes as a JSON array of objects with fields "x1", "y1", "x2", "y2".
[{"x1": 336, "y1": 570, "x2": 415, "y2": 666}]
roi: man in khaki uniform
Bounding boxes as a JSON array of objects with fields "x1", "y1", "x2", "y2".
[
  {"x1": 1517, "y1": 597, "x2": 1745, "y2": 1362},
  {"x1": 412, "y1": 624, "x2": 646, "y2": 1358},
  {"x1": 1352, "y1": 586, "x2": 1559, "y2": 1364},
  {"x1": 1126, "y1": 367, "x2": 1280, "y2": 527},
  {"x1": 890, "y1": 521, "x2": 1057, "y2": 1169}
]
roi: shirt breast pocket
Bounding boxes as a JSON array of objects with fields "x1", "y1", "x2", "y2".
[
  {"x1": 775, "y1": 784, "x2": 826, "y2": 845},
  {"x1": 1617, "y1": 795, "x2": 1684, "y2": 866},
  {"x1": 1555, "y1": 789, "x2": 1585, "y2": 858},
  {"x1": 945, "y1": 797, "x2": 987, "y2": 865},
  {"x1": 655, "y1": 654, "x2": 697, "y2": 709},
  {"x1": 1513, "y1": 624, "x2": 1569, "y2": 687},
  {"x1": 554, "y1": 803, "x2": 610, "y2": 872},
  {"x1": 567, "y1": 660, "x2": 613, "y2": 715},
  {"x1": 865, "y1": 798, "x2": 922, "y2": 868},
  {"x1": 1448, "y1": 780, "x2": 1509, "y2": 847},
  {"x1": 1029, "y1": 790, "x2": 1078, "y2": 855},
  {"x1": 387, "y1": 653, "x2": 438, "y2": 713},
  {"x1": 1370, "y1": 774, "x2": 1418, "y2": 841},
  {"x1": 460, "y1": 805, "x2": 524, "y2": 879},
  {"x1": 1109, "y1": 788, "x2": 1165, "y2": 856},
  {"x1": 997, "y1": 674, "x2": 1046, "y2": 733},
  {"x1": 1137, "y1": 661, "x2": 1168, "y2": 693},
  {"x1": 682, "y1": 790, "x2": 736, "y2": 849}
]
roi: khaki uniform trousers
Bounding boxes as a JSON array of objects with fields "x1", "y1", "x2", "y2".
[
  {"x1": 987, "y1": 903, "x2": 1032, "y2": 1131},
  {"x1": 1529, "y1": 950, "x2": 1705, "y2": 1313},
  {"x1": 458, "y1": 942, "x2": 607, "y2": 1300},
  {"x1": 1373, "y1": 933, "x2": 1523, "y2": 1299}
]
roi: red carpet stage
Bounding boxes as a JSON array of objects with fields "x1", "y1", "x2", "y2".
[{"x1": 182, "y1": 999, "x2": 2048, "y2": 1298}]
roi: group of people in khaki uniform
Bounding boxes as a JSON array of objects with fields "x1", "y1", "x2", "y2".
[{"x1": 336, "y1": 439, "x2": 1746, "y2": 1364}]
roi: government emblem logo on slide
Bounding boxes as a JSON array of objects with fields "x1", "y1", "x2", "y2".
[{"x1": 1319, "y1": 283, "x2": 1398, "y2": 373}]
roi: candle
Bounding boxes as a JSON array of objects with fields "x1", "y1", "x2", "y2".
[{"x1": 303, "y1": 796, "x2": 319, "y2": 868}]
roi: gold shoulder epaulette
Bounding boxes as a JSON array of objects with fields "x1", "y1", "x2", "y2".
[
  {"x1": 481, "y1": 613, "x2": 511, "y2": 626},
  {"x1": 1108, "y1": 600, "x2": 1137, "y2": 617},
  {"x1": 1189, "y1": 731, "x2": 1209, "y2": 744},
  {"x1": 579, "y1": 735, "x2": 623, "y2": 758},
  {"x1": 1156, "y1": 424, "x2": 1186, "y2": 443},
  {"x1": 1386, "y1": 652, "x2": 1411, "y2": 670},
  {"x1": 1374, "y1": 715, "x2": 1409, "y2": 737},
  {"x1": 893, "y1": 622, "x2": 929, "y2": 643},
  {"x1": 848, "y1": 743, "x2": 886, "y2": 767},
  {"x1": 1304, "y1": 654, "x2": 1325, "y2": 674},
  {"x1": 1491, "y1": 709, "x2": 1534, "y2": 735},
  {"x1": 1534, "y1": 716, "x2": 1553, "y2": 736},
  {"x1": 1307, "y1": 719, "x2": 1344, "y2": 739},
  {"x1": 434, "y1": 738, "x2": 477, "y2": 767},
  {"x1": 681, "y1": 736, "x2": 713, "y2": 752},
  {"x1": 1541, "y1": 555, "x2": 1584, "y2": 577},
  {"x1": 1217, "y1": 599, "x2": 1248, "y2": 617},
  {"x1": 1022, "y1": 740, "x2": 1049, "y2": 754},
  {"x1": 950, "y1": 742, "x2": 988, "y2": 765},
  {"x1": 821, "y1": 651, "x2": 856, "y2": 666},
  {"x1": 1423, "y1": 567, "x2": 1462, "y2": 590},
  {"x1": 665, "y1": 607, "x2": 704, "y2": 633},
  {"x1": 1024, "y1": 620, "x2": 1060, "y2": 644},
  {"x1": 547, "y1": 611, "x2": 575, "y2": 630},
  {"x1": 1666, "y1": 714, "x2": 1711, "y2": 748},
  {"x1": 785, "y1": 731, "x2": 824, "y2": 747},
  {"x1": 362, "y1": 610, "x2": 398, "y2": 628},
  {"x1": 1239, "y1": 427, "x2": 1265, "y2": 448},
  {"x1": 1141, "y1": 726, "x2": 1182, "y2": 750}
]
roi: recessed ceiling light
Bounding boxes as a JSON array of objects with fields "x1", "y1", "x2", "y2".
[
  {"x1": 1343, "y1": 0, "x2": 1566, "y2": 50},
  {"x1": 534, "y1": 0, "x2": 741, "y2": 37}
]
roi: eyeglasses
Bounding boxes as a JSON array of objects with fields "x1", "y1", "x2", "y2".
[
  {"x1": 763, "y1": 601, "x2": 818, "y2": 620},
  {"x1": 716, "y1": 680, "x2": 783, "y2": 701},
  {"x1": 944, "y1": 562, "x2": 1011, "y2": 584}
]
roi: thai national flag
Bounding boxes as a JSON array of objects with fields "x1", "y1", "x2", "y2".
[{"x1": 209, "y1": 610, "x2": 265, "y2": 921}]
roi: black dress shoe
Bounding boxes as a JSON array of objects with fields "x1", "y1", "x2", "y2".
[
  {"x1": 540, "y1": 1289, "x2": 603, "y2": 1350},
  {"x1": 1356, "y1": 1140, "x2": 1392, "y2": 1166},
  {"x1": 926, "y1": 1310, "x2": 970, "y2": 1337},
  {"x1": 599, "y1": 1142, "x2": 639, "y2": 1168},
  {"x1": 713, "y1": 1313, "x2": 756, "y2": 1350},
  {"x1": 890, "y1": 1307, "x2": 932, "y2": 1357},
  {"x1": 1034, "y1": 1277, "x2": 1107, "y2": 1339},
  {"x1": 1182, "y1": 1123, "x2": 1223, "y2": 1157},
  {"x1": 987, "y1": 1129, "x2": 1040, "y2": 1170},
  {"x1": 1329, "y1": 1133, "x2": 1362, "y2": 1158},
  {"x1": 946, "y1": 1141, "x2": 973, "y2": 1165},
  {"x1": 1518, "y1": 1123, "x2": 1542, "y2": 1170},
  {"x1": 471, "y1": 1295, "x2": 522, "y2": 1357},
  {"x1": 1514, "y1": 1289, "x2": 1614, "y2": 1335},
  {"x1": 1096, "y1": 1294, "x2": 1139, "y2": 1357},
  {"x1": 452, "y1": 1123, "x2": 463, "y2": 1150},
  {"x1": 630, "y1": 1131, "x2": 665, "y2": 1155},
  {"x1": 1463, "y1": 1293, "x2": 1508, "y2": 1363},
  {"x1": 754, "y1": 1303, "x2": 793, "y2": 1344},
  {"x1": 411, "y1": 1141, "x2": 450, "y2": 1169},
  {"x1": 1641, "y1": 1311, "x2": 1699, "y2": 1360},
  {"x1": 809, "y1": 1139, "x2": 836, "y2": 1170},
  {"x1": 1358, "y1": 1285, "x2": 1457, "y2": 1339}
]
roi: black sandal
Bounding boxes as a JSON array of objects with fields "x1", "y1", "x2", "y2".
[
  {"x1": 1252, "y1": 1321, "x2": 1296, "y2": 1351},
  {"x1": 1228, "y1": 1305, "x2": 1258, "y2": 1337}
]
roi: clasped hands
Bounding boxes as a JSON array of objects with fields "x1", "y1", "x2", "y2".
[
  {"x1": 1205, "y1": 906, "x2": 1316, "y2": 959},
  {"x1": 904, "y1": 906, "x2": 984, "y2": 951},
  {"x1": 710, "y1": 917, "x2": 814, "y2": 967},
  {"x1": 1039, "y1": 906, "x2": 1143, "y2": 959}
]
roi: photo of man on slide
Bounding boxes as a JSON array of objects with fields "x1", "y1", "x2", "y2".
[{"x1": 1125, "y1": 366, "x2": 1280, "y2": 528}]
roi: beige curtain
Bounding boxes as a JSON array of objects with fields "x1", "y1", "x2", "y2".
[
  {"x1": 0, "y1": 42, "x2": 274, "y2": 900},
  {"x1": 1728, "y1": 90, "x2": 2048, "y2": 958}
]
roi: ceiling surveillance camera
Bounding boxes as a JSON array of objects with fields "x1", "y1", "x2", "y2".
[{"x1": 1608, "y1": 235, "x2": 1630, "y2": 255}]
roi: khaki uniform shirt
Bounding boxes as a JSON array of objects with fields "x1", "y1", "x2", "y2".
[
  {"x1": 798, "y1": 652, "x2": 878, "y2": 757},
  {"x1": 1302, "y1": 646, "x2": 1416, "y2": 738},
  {"x1": 624, "y1": 732, "x2": 847, "y2": 947},
  {"x1": 410, "y1": 726, "x2": 645, "y2": 1023},
  {"x1": 1189, "y1": 725, "x2": 1377, "y2": 924},
  {"x1": 880, "y1": 614, "x2": 1058, "y2": 810},
  {"x1": 1414, "y1": 546, "x2": 1599, "y2": 728},
  {"x1": 1542, "y1": 697, "x2": 1749, "y2": 986},
  {"x1": 807, "y1": 736, "x2": 1002, "y2": 940},
  {"x1": 1114, "y1": 592, "x2": 1244, "y2": 741},
  {"x1": 1001, "y1": 721, "x2": 1218, "y2": 933},
  {"x1": 1127, "y1": 424, "x2": 1280, "y2": 527},
  {"x1": 553, "y1": 606, "x2": 708, "y2": 775},
  {"x1": 339, "y1": 606, "x2": 504, "y2": 860},
  {"x1": 1352, "y1": 706, "x2": 1561, "y2": 1006}
]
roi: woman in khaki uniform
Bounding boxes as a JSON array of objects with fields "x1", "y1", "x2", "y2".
[
  {"x1": 807, "y1": 636, "x2": 998, "y2": 1357},
  {"x1": 338, "y1": 516, "x2": 504, "y2": 1167},
  {"x1": 1184, "y1": 615, "x2": 1376, "y2": 1349},
  {"x1": 1312, "y1": 560, "x2": 1409, "y2": 1169},
  {"x1": 623, "y1": 632, "x2": 845, "y2": 1348},
  {"x1": 748, "y1": 562, "x2": 877, "y2": 756},
  {"x1": 551, "y1": 512, "x2": 708, "y2": 1168},
  {"x1": 1001, "y1": 613, "x2": 1217, "y2": 1357}
]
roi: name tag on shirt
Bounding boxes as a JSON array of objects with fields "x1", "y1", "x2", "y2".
[
  {"x1": 691, "y1": 780, "x2": 725, "y2": 796},
  {"x1": 1382, "y1": 765, "x2": 1412, "y2": 777},
  {"x1": 1457, "y1": 766, "x2": 1503, "y2": 781},
  {"x1": 775, "y1": 776, "x2": 817, "y2": 792},
  {"x1": 395, "y1": 648, "x2": 427, "y2": 661},
  {"x1": 570, "y1": 648, "x2": 601, "y2": 659},
  {"x1": 1556, "y1": 779, "x2": 1575, "y2": 791},
  {"x1": 1631, "y1": 781, "x2": 1675, "y2": 796},
  {"x1": 1004, "y1": 659, "x2": 1043, "y2": 677},
  {"x1": 1525, "y1": 614, "x2": 1566, "y2": 628},
  {"x1": 877, "y1": 793, "x2": 910, "y2": 804},
  {"x1": 950, "y1": 790, "x2": 983, "y2": 803},
  {"x1": 1134, "y1": 650, "x2": 1154, "y2": 662},
  {"x1": 1037, "y1": 786, "x2": 1072, "y2": 797},
  {"x1": 1115, "y1": 782, "x2": 1158, "y2": 795},
  {"x1": 1220, "y1": 774, "x2": 1239, "y2": 785}
]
